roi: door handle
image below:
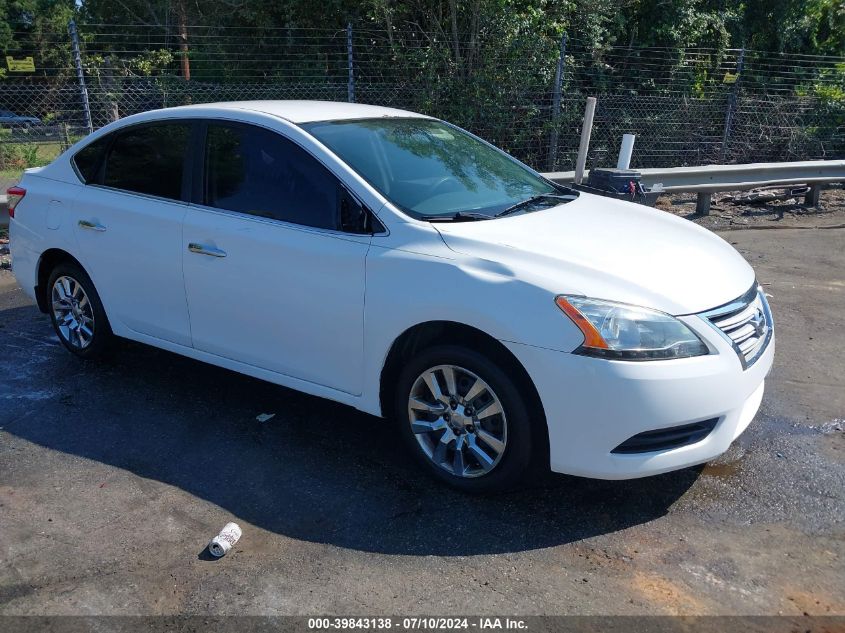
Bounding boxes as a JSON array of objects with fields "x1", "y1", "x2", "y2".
[
  {"x1": 188, "y1": 243, "x2": 227, "y2": 258},
  {"x1": 78, "y1": 220, "x2": 106, "y2": 232}
]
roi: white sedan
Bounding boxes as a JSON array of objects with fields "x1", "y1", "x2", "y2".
[{"x1": 6, "y1": 101, "x2": 774, "y2": 492}]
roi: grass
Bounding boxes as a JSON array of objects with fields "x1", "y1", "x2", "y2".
[{"x1": 0, "y1": 142, "x2": 64, "y2": 188}]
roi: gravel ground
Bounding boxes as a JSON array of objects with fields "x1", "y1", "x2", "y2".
[
  {"x1": 0, "y1": 228, "x2": 9, "y2": 270},
  {"x1": 0, "y1": 210, "x2": 843, "y2": 618},
  {"x1": 657, "y1": 185, "x2": 845, "y2": 231}
]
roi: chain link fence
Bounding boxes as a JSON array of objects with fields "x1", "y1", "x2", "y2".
[{"x1": 1, "y1": 23, "x2": 843, "y2": 179}]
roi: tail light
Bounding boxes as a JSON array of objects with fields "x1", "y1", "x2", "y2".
[{"x1": 6, "y1": 186, "x2": 26, "y2": 219}]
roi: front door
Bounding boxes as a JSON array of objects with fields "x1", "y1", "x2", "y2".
[{"x1": 182, "y1": 122, "x2": 370, "y2": 394}]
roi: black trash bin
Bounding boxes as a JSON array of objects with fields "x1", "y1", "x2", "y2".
[{"x1": 574, "y1": 168, "x2": 661, "y2": 207}]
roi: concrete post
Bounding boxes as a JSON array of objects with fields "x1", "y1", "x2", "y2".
[
  {"x1": 617, "y1": 134, "x2": 635, "y2": 170},
  {"x1": 574, "y1": 97, "x2": 597, "y2": 185}
]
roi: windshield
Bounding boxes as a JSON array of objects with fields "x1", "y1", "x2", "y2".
[{"x1": 301, "y1": 118, "x2": 561, "y2": 219}]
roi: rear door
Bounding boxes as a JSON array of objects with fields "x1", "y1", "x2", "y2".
[
  {"x1": 71, "y1": 121, "x2": 193, "y2": 346},
  {"x1": 182, "y1": 121, "x2": 371, "y2": 394}
]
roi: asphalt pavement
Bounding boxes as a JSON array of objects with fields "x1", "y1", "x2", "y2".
[{"x1": 0, "y1": 227, "x2": 843, "y2": 616}]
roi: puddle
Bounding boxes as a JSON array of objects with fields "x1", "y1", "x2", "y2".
[
  {"x1": 700, "y1": 443, "x2": 746, "y2": 479},
  {"x1": 701, "y1": 460, "x2": 742, "y2": 478}
]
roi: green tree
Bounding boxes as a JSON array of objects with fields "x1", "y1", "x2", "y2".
[{"x1": 1, "y1": 0, "x2": 75, "y2": 78}]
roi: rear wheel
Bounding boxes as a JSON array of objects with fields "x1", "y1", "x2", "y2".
[
  {"x1": 394, "y1": 345, "x2": 535, "y2": 493},
  {"x1": 47, "y1": 262, "x2": 112, "y2": 359}
]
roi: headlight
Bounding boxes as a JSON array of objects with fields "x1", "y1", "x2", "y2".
[{"x1": 555, "y1": 296, "x2": 709, "y2": 360}]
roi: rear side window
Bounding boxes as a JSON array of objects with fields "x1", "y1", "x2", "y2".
[
  {"x1": 103, "y1": 123, "x2": 191, "y2": 200},
  {"x1": 205, "y1": 123, "x2": 339, "y2": 230},
  {"x1": 72, "y1": 136, "x2": 110, "y2": 184}
]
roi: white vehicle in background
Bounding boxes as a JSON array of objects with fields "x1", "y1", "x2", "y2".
[{"x1": 6, "y1": 101, "x2": 774, "y2": 492}]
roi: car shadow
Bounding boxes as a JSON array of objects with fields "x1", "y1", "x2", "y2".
[{"x1": 0, "y1": 302, "x2": 698, "y2": 556}]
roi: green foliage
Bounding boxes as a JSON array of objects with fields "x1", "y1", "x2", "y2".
[
  {"x1": 1, "y1": 0, "x2": 842, "y2": 169},
  {"x1": 3, "y1": 0, "x2": 841, "y2": 84},
  {"x1": 128, "y1": 49, "x2": 174, "y2": 76},
  {"x1": 1, "y1": 0, "x2": 75, "y2": 78},
  {"x1": 64, "y1": 0, "x2": 845, "y2": 61},
  {"x1": 813, "y1": 84, "x2": 845, "y2": 104},
  {"x1": 742, "y1": 0, "x2": 845, "y2": 55},
  {"x1": 0, "y1": 139, "x2": 47, "y2": 171}
]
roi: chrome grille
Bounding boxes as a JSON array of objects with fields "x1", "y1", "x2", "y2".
[{"x1": 702, "y1": 285, "x2": 773, "y2": 369}]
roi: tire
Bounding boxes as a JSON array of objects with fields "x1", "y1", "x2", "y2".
[
  {"x1": 393, "y1": 344, "x2": 535, "y2": 493},
  {"x1": 47, "y1": 262, "x2": 113, "y2": 359}
]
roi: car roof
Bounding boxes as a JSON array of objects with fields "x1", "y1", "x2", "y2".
[{"x1": 164, "y1": 100, "x2": 432, "y2": 124}]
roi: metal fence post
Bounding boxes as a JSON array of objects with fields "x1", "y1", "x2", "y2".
[
  {"x1": 347, "y1": 23, "x2": 355, "y2": 103},
  {"x1": 547, "y1": 32, "x2": 567, "y2": 171},
  {"x1": 720, "y1": 47, "x2": 745, "y2": 163},
  {"x1": 68, "y1": 20, "x2": 94, "y2": 134}
]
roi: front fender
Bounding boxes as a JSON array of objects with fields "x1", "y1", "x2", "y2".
[{"x1": 357, "y1": 241, "x2": 583, "y2": 416}]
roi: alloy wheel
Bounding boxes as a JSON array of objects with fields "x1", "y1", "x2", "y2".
[
  {"x1": 407, "y1": 364, "x2": 508, "y2": 478},
  {"x1": 51, "y1": 276, "x2": 95, "y2": 349}
]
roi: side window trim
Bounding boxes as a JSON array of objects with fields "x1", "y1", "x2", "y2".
[
  {"x1": 190, "y1": 120, "x2": 208, "y2": 205},
  {"x1": 188, "y1": 199, "x2": 378, "y2": 242},
  {"x1": 182, "y1": 120, "x2": 202, "y2": 204}
]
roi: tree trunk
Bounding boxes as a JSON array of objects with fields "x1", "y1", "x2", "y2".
[
  {"x1": 177, "y1": 0, "x2": 191, "y2": 81},
  {"x1": 447, "y1": 0, "x2": 462, "y2": 74},
  {"x1": 383, "y1": 0, "x2": 395, "y2": 49},
  {"x1": 468, "y1": 0, "x2": 480, "y2": 74},
  {"x1": 104, "y1": 57, "x2": 120, "y2": 122}
]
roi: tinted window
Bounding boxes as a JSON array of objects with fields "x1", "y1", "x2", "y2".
[
  {"x1": 205, "y1": 124, "x2": 338, "y2": 230},
  {"x1": 73, "y1": 136, "x2": 111, "y2": 184},
  {"x1": 103, "y1": 123, "x2": 190, "y2": 200}
]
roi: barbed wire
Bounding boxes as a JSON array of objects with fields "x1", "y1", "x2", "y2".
[{"x1": 1, "y1": 24, "x2": 843, "y2": 173}]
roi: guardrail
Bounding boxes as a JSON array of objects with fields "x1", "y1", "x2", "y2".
[{"x1": 543, "y1": 159, "x2": 845, "y2": 214}]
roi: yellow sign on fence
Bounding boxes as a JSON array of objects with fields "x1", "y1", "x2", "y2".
[{"x1": 6, "y1": 56, "x2": 36, "y2": 72}]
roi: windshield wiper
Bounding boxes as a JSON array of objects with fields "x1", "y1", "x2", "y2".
[
  {"x1": 424, "y1": 211, "x2": 493, "y2": 222},
  {"x1": 422, "y1": 194, "x2": 574, "y2": 222},
  {"x1": 495, "y1": 193, "x2": 575, "y2": 218}
]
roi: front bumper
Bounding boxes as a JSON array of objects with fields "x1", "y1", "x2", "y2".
[{"x1": 504, "y1": 314, "x2": 774, "y2": 479}]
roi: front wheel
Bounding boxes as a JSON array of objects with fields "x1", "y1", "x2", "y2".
[{"x1": 394, "y1": 345, "x2": 536, "y2": 493}]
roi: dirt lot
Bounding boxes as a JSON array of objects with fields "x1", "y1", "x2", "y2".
[
  {"x1": 657, "y1": 184, "x2": 845, "y2": 231},
  {"x1": 0, "y1": 202, "x2": 843, "y2": 617}
]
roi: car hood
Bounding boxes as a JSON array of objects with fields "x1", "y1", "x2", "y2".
[{"x1": 432, "y1": 192, "x2": 755, "y2": 315}]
